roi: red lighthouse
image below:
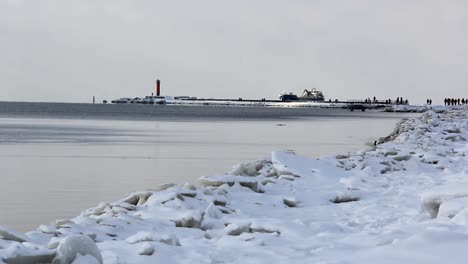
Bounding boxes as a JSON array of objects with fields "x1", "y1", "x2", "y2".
[{"x1": 156, "y1": 79, "x2": 161, "y2": 96}]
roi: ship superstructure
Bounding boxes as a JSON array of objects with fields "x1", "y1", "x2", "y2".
[{"x1": 280, "y1": 88, "x2": 325, "y2": 102}]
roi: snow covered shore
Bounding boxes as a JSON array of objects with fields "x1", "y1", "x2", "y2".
[{"x1": 2, "y1": 109, "x2": 468, "y2": 263}]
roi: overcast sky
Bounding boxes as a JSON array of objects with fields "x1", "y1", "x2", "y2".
[{"x1": 1, "y1": 0, "x2": 467, "y2": 104}]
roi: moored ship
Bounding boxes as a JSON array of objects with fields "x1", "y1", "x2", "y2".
[{"x1": 279, "y1": 88, "x2": 325, "y2": 102}]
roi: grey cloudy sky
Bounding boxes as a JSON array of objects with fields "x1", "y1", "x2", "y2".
[{"x1": 1, "y1": 0, "x2": 467, "y2": 104}]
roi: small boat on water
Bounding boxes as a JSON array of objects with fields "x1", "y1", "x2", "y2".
[{"x1": 279, "y1": 89, "x2": 325, "y2": 102}]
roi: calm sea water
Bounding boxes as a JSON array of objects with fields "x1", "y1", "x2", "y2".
[{"x1": 0, "y1": 112, "x2": 416, "y2": 232}]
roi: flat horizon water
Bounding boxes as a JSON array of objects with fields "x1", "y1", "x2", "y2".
[{"x1": 0, "y1": 113, "x2": 416, "y2": 232}]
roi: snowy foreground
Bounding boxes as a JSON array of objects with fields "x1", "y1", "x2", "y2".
[{"x1": 2, "y1": 109, "x2": 468, "y2": 263}]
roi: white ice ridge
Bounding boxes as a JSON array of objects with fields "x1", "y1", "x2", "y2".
[{"x1": 2, "y1": 109, "x2": 468, "y2": 263}]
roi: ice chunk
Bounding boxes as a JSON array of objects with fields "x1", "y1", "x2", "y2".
[
  {"x1": 52, "y1": 235, "x2": 102, "y2": 264},
  {"x1": 393, "y1": 154, "x2": 411, "y2": 161},
  {"x1": 283, "y1": 198, "x2": 298, "y2": 207},
  {"x1": 137, "y1": 242, "x2": 155, "y2": 256},
  {"x1": 438, "y1": 197, "x2": 468, "y2": 219},
  {"x1": 421, "y1": 184, "x2": 468, "y2": 218},
  {"x1": 0, "y1": 226, "x2": 28, "y2": 243},
  {"x1": 126, "y1": 231, "x2": 180, "y2": 246},
  {"x1": 224, "y1": 222, "x2": 251, "y2": 236},
  {"x1": 199, "y1": 175, "x2": 260, "y2": 192},
  {"x1": 72, "y1": 254, "x2": 102, "y2": 264}
]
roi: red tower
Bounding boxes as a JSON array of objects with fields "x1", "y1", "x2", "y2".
[{"x1": 156, "y1": 79, "x2": 161, "y2": 96}]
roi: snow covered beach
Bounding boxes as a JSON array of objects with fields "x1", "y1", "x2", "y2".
[{"x1": 2, "y1": 108, "x2": 468, "y2": 263}]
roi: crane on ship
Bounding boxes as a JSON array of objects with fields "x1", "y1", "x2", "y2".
[{"x1": 300, "y1": 88, "x2": 325, "y2": 101}]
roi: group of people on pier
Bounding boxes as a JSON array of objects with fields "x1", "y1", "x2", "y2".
[
  {"x1": 394, "y1": 97, "x2": 408, "y2": 105},
  {"x1": 361, "y1": 97, "x2": 408, "y2": 105},
  {"x1": 352, "y1": 97, "x2": 467, "y2": 106},
  {"x1": 445, "y1": 98, "x2": 468, "y2": 106}
]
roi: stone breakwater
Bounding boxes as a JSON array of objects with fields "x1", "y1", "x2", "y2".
[
  {"x1": 0, "y1": 101, "x2": 360, "y2": 120},
  {"x1": 2, "y1": 109, "x2": 468, "y2": 263},
  {"x1": 0, "y1": 101, "x2": 435, "y2": 120}
]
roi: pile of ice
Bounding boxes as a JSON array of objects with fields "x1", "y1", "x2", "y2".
[{"x1": 2, "y1": 109, "x2": 468, "y2": 263}]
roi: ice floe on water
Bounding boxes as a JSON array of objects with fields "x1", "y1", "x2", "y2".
[{"x1": 2, "y1": 109, "x2": 468, "y2": 263}]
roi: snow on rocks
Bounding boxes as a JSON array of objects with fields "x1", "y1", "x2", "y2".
[
  {"x1": 53, "y1": 235, "x2": 102, "y2": 264},
  {"x1": 3, "y1": 109, "x2": 468, "y2": 263}
]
